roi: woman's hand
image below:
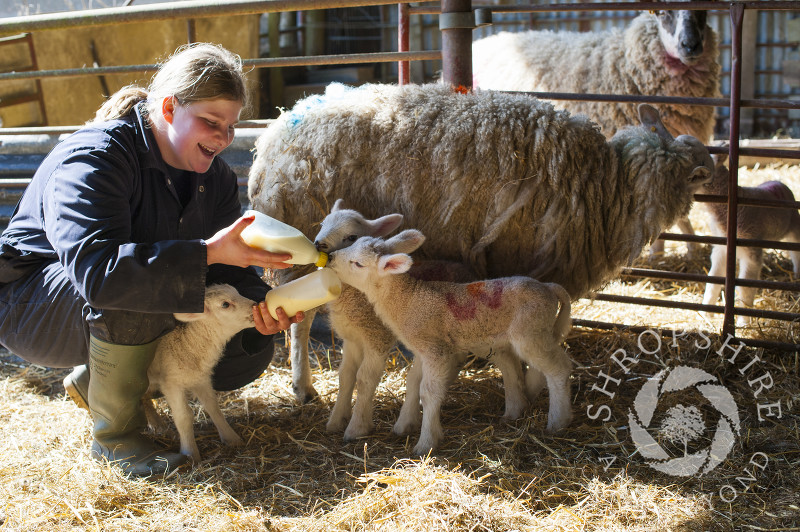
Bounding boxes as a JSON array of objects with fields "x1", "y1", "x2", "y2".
[
  {"x1": 253, "y1": 303, "x2": 304, "y2": 335},
  {"x1": 205, "y1": 214, "x2": 292, "y2": 269}
]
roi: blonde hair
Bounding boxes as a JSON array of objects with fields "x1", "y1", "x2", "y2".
[{"x1": 92, "y1": 42, "x2": 248, "y2": 123}]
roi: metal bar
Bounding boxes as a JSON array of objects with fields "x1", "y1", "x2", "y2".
[
  {"x1": 0, "y1": 51, "x2": 442, "y2": 83},
  {"x1": 0, "y1": 0, "x2": 421, "y2": 34},
  {"x1": 398, "y1": 3, "x2": 410, "y2": 85},
  {"x1": 589, "y1": 294, "x2": 800, "y2": 323},
  {"x1": 440, "y1": 0, "x2": 473, "y2": 89},
  {"x1": 656, "y1": 232, "x2": 800, "y2": 253},
  {"x1": 621, "y1": 267, "x2": 800, "y2": 292},
  {"x1": 412, "y1": 1, "x2": 797, "y2": 14},
  {"x1": 573, "y1": 319, "x2": 800, "y2": 352}
]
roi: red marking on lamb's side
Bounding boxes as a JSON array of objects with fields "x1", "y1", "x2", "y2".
[{"x1": 446, "y1": 281, "x2": 504, "y2": 320}]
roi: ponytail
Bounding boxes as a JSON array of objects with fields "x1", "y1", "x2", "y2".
[{"x1": 90, "y1": 85, "x2": 148, "y2": 123}]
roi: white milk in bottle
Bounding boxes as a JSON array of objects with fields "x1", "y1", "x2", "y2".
[
  {"x1": 264, "y1": 268, "x2": 342, "y2": 320},
  {"x1": 240, "y1": 210, "x2": 328, "y2": 267}
]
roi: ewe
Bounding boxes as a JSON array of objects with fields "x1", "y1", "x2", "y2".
[
  {"x1": 472, "y1": 1, "x2": 721, "y2": 257},
  {"x1": 328, "y1": 230, "x2": 573, "y2": 455},
  {"x1": 248, "y1": 84, "x2": 714, "y2": 403},
  {"x1": 146, "y1": 284, "x2": 254, "y2": 461}
]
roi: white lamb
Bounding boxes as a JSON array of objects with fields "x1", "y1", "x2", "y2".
[
  {"x1": 701, "y1": 156, "x2": 800, "y2": 325},
  {"x1": 471, "y1": 3, "x2": 721, "y2": 257},
  {"x1": 311, "y1": 200, "x2": 534, "y2": 441},
  {"x1": 248, "y1": 84, "x2": 714, "y2": 404},
  {"x1": 145, "y1": 283, "x2": 255, "y2": 461},
  {"x1": 328, "y1": 229, "x2": 573, "y2": 455}
]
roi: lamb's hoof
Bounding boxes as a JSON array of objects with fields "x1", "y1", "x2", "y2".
[
  {"x1": 412, "y1": 441, "x2": 436, "y2": 456},
  {"x1": 343, "y1": 422, "x2": 374, "y2": 442},
  {"x1": 293, "y1": 385, "x2": 319, "y2": 404},
  {"x1": 223, "y1": 434, "x2": 244, "y2": 447},
  {"x1": 392, "y1": 419, "x2": 421, "y2": 437},
  {"x1": 326, "y1": 416, "x2": 349, "y2": 433}
]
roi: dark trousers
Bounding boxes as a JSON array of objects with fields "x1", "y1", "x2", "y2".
[{"x1": 0, "y1": 261, "x2": 274, "y2": 391}]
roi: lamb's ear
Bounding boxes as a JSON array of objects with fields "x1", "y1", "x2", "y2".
[
  {"x1": 385, "y1": 229, "x2": 425, "y2": 254},
  {"x1": 332, "y1": 198, "x2": 345, "y2": 212},
  {"x1": 173, "y1": 304, "x2": 209, "y2": 323},
  {"x1": 378, "y1": 253, "x2": 413, "y2": 275},
  {"x1": 638, "y1": 104, "x2": 673, "y2": 141},
  {"x1": 369, "y1": 213, "x2": 404, "y2": 237}
]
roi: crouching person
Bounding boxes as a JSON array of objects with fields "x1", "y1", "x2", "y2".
[{"x1": 0, "y1": 43, "x2": 303, "y2": 477}]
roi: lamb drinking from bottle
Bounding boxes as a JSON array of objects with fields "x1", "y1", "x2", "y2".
[{"x1": 328, "y1": 229, "x2": 573, "y2": 455}]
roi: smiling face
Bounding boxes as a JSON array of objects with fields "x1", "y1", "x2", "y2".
[{"x1": 156, "y1": 97, "x2": 242, "y2": 173}]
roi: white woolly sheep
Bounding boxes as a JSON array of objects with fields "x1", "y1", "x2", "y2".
[
  {"x1": 701, "y1": 156, "x2": 800, "y2": 325},
  {"x1": 145, "y1": 283, "x2": 255, "y2": 461},
  {"x1": 248, "y1": 83, "x2": 714, "y2": 301},
  {"x1": 328, "y1": 229, "x2": 573, "y2": 455},
  {"x1": 471, "y1": 3, "x2": 721, "y2": 257},
  {"x1": 312, "y1": 200, "x2": 535, "y2": 441}
]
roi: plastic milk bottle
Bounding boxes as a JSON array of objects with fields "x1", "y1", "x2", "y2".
[
  {"x1": 264, "y1": 267, "x2": 342, "y2": 320},
  {"x1": 240, "y1": 210, "x2": 328, "y2": 267},
  {"x1": 240, "y1": 210, "x2": 342, "y2": 319}
]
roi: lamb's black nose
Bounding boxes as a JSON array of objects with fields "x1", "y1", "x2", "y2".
[{"x1": 315, "y1": 241, "x2": 328, "y2": 251}]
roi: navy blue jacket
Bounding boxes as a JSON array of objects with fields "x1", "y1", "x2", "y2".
[{"x1": 0, "y1": 104, "x2": 256, "y2": 314}]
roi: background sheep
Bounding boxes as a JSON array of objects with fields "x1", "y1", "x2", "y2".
[
  {"x1": 146, "y1": 283, "x2": 254, "y2": 462},
  {"x1": 328, "y1": 229, "x2": 573, "y2": 454},
  {"x1": 471, "y1": 1, "x2": 721, "y2": 256},
  {"x1": 315, "y1": 200, "x2": 534, "y2": 441},
  {"x1": 248, "y1": 83, "x2": 714, "y2": 302},
  {"x1": 701, "y1": 156, "x2": 800, "y2": 325}
]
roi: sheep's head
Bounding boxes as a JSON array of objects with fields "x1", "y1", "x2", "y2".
[
  {"x1": 329, "y1": 230, "x2": 425, "y2": 290},
  {"x1": 174, "y1": 283, "x2": 255, "y2": 334},
  {"x1": 314, "y1": 198, "x2": 404, "y2": 254},
  {"x1": 649, "y1": 0, "x2": 715, "y2": 66},
  {"x1": 637, "y1": 104, "x2": 713, "y2": 191}
]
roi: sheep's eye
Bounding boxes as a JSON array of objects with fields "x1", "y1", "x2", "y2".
[
  {"x1": 221, "y1": 301, "x2": 231, "y2": 309},
  {"x1": 351, "y1": 261, "x2": 363, "y2": 268},
  {"x1": 346, "y1": 235, "x2": 358, "y2": 243}
]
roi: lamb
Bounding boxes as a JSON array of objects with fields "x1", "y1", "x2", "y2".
[
  {"x1": 145, "y1": 283, "x2": 255, "y2": 461},
  {"x1": 328, "y1": 229, "x2": 573, "y2": 454},
  {"x1": 471, "y1": 3, "x2": 721, "y2": 257},
  {"x1": 314, "y1": 200, "x2": 535, "y2": 441},
  {"x1": 701, "y1": 156, "x2": 800, "y2": 325},
  {"x1": 248, "y1": 83, "x2": 714, "y2": 301}
]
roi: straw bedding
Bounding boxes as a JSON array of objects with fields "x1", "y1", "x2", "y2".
[{"x1": 0, "y1": 163, "x2": 797, "y2": 531}]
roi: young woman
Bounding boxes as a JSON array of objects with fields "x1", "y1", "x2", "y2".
[{"x1": 0, "y1": 43, "x2": 303, "y2": 476}]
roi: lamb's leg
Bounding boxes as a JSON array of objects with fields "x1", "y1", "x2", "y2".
[
  {"x1": 736, "y1": 248, "x2": 762, "y2": 327},
  {"x1": 289, "y1": 308, "x2": 318, "y2": 403},
  {"x1": 518, "y1": 340, "x2": 573, "y2": 433},
  {"x1": 524, "y1": 366, "x2": 547, "y2": 401},
  {"x1": 676, "y1": 216, "x2": 700, "y2": 259},
  {"x1": 327, "y1": 337, "x2": 364, "y2": 433},
  {"x1": 344, "y1": 345, "x2": 390, "y2": 441},
  {"x1": 193, "y1": 383, "x2": 243, "y2": 447},
  {"x1": 786, "y1": 222, "x2": 800, "y2": 277},
  {"x1": 414, "y1": 355, "x2": 456, "y2": 455},
  {"x1": 160, "y1": 385, "x2": 201, "y2": 461},
  {"x1": 702, "y1": 245, "x2": 727, "y2": 313},
  {"x1": 393, "y1": 356, "x2": 423, "y2": 436},
  {"x1": 488, "y1": 348, "x2": 529, "y2": 420}
]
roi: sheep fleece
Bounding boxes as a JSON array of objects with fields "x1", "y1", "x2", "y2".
[
  {"x1": 472, "y1": 13, "x2": 721, "y2": 142},
  {"x1": 249, "y1": 83, "x2": 699, "y2": 299}
]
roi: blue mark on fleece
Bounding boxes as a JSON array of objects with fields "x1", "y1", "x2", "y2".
[{"x1": 285, "y1": 82, "x2": 353, "y2": 129}]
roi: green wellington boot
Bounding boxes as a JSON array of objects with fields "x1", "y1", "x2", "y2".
[
  {"x1": 88, "y1": 336, "x2": 188, "y2": 477},
  {"x1": 63, "y1": 364, "x2": 90, "y2": 411}
]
